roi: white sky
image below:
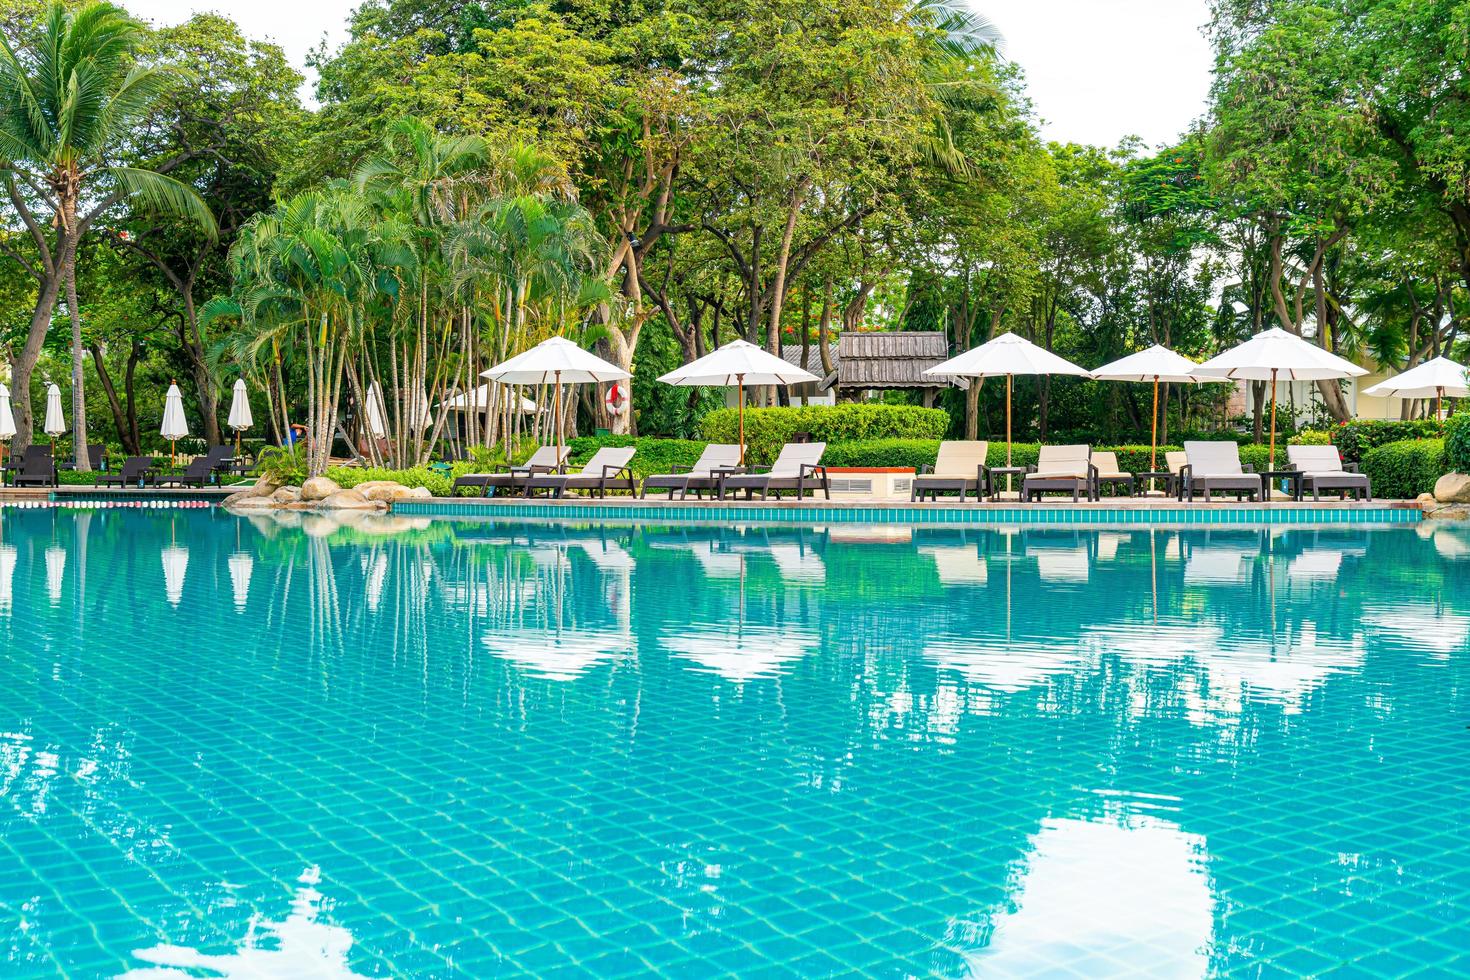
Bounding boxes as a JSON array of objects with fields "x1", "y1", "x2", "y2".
[{"x1": 132, "y1": 0, "x2": 1214, "y2": 150}]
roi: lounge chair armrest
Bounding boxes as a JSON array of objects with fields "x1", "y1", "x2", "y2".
[
  {"x1": 976, "y1": 463, "x2": 989, "y2": 483},
  {"x1": 798, "y1": 463, "x2": 826, "y2": 478},
  {"x1": 601, "y1": 464, "x2": 632, "y2": 478},
  {"x1": 1344, "y1": 462, "x2": 1360, "y2": 473},
  {"x1": 713, "y1": 466, "x2": 748, "y2": 477},
  {"x1": 1242, "y1": 463, "x2": 1257, "y2": 473},
  {"x1": 919, "y1": 464, "x2": 935, "y2": 475}
]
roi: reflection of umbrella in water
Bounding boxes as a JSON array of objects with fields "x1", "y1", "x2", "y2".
[
  {"x1": 664, "y1": 624, "x2": 819, "y2": 682},
  {"x1": 482, "y1": 627, "x2": 629, "y2": 681},
  {"x1": 45, "y1": 544, "x2": 66, "y2": 604},
  {"x1": 162, "y1": 545, "x2": 189, "y2": 607},
  {"x1": 228, "y1": 552, "x2": 254, "y2": 612},
  {"x1": 0, "y1": 543, "x2": 15, "y2": 613},
  {"x1": 360, "y1": 551, "x2": 389, "y2": 611}
]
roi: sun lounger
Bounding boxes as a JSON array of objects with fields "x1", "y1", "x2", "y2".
[
  {"x1": 641, "y1": 444, "x2": 742, "y2": 500},
  {"x1": 10, "y1": 451, "x2": 56, "y2": 487},
  {"x1": 1180, "y1": 441, "x2": 1261, "y2": 502},
  {"x1": 155, "y1": 455, "x2": 218, "y2": 487},
  {"x1": 523, "y1": 447, "x2": 637, "y2": 498},
  {"x1": 1090, "y1": 451, "x2": 1135, "y2": 497},
  {"x1": 451, "y1": 445, "x2": 569, "y2": 497},
  {"x1": 1023, "y1": 445, "x2": 1097, "y2": 501},
  {"x1": 94, "y1": 456, "x2": 157, "y2": 488},
  {"x1": 1285, "y1": 445, "x2": 1372, "y2": 501},
  {"x1": 719, "y1": 443, "x2": 829, "y2": 501},
  {"x1": 911, "y1": 441, "x2": 989, "y2": 502}
]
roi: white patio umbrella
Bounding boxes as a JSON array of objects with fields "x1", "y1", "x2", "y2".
[
  {"x1": 227, "y1": 378, "x2": 253, "y2": 456},
  {"x1": 1194, "y1": 328, "x2": 1367, "y2": 471},
  {"x1": 1363, "y1": 356, "x2": 1469, "y2": 419},
  {"x1": 160, "y1": 381, "x2": 190, "y2": 466},
  {"x1": 44, "y1": 383, "x2": 66, "y2": 455},
  {"x1": 364, "y1": 381, "x2": 388, "y2": 440},
  {"x1": 0, "y1": 383, "x2": 14, "y2": 468},
  {"x1": 442, "y1": 384, "x2": 538, "y2": 415},
  {"x1": 482, "y1": 336, "x2": 629, "y2": 462},
  {"x1": 658, "y1": 339, "x2": 821, "y2": 463},
  {"x1": 923, "y1": 332, "x2": 1091, "y2": 476},
  {"x1": 1092, "y1": 345, "x2": 1220, "y2": 477}
]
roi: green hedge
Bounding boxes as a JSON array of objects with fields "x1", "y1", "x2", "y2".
[
  {"x1": 822, "y1": 439, "x2": 942, "y2": 470},
  {"x1": 700, "y1": 405, "x2": 948, "y2": 464},
  {"x1": 1333, "y1": 418, "x2": 1445, "y2": 463},
  {"x1": 566, "y1": 436, "x2": 708, "y2": 479},
  {"x1": 1446, "y1": 413, "x2": 1470, "y2": 474},
  {"x1": 1360, "y1": 439, "x2": 1445, "y2": 500}
]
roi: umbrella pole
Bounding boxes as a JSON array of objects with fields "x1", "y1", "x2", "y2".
[
  {"x1": 1006, "y1": 373, "x2": 1013, "y2": 494},
  {"x1": 1268, "y1": 367, "x2": 1278, "y2": 474},
  {"x1": 1437, "y1": 386, "x2": 1444, "y2": 421},
  {"x1": 738, "y1": 375, "x2": 745, "y2": 465},
  {"x1": 554, "y1": 370, "x2": 563, "y2": 466},
  {"x1": 1149, "y1": 375, "x2": 1160, "y2": 493}
]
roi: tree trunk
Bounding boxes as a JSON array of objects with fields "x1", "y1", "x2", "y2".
[
  {"x1": 89, "y1": 342, "x2": 137, "y2": 455},
  {"x1": 179, "y1": 292, "x2": 222, "y2": 446},
  {"x1": 64, "y1": 262, "x2": 91, "y2": 471},
  {"x1": 10, "y1": 252, "x2": 70, "y2": 454},
  {"x1": 125, "y1": 340, "x2": 142, "y2": 452}
]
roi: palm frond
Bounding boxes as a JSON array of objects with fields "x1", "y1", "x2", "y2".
[{"x1": 107, "y1": 166, "x2": 218, "y2": 238}]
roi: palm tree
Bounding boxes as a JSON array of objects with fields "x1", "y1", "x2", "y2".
[
  {"x1": 0, "y1": 2, "x2": 215, "y2": 467},
  {"x1": 910, "y1": 0, "x2": 1006, "y2": 178}
]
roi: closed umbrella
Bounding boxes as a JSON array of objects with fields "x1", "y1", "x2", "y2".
[
  {"x1": 364, "y1": 382, "x2": 388, "y2": 440},
  {"x1": 44, "y1": 383, "x2": 66, "y2": 455},
  {"x1": 227, "y1": 379, "x2": 253, "y2": 457},
  {"x1": 160, "y1": 381, "x2": 190, "y2": 467},
  {"x1": 658, "y1": 339, "x2": 820, "y2": 463},
  {"x1": 1362, "y1": 356, "x2": 1469, "y2": 419},
  {"x1": 0, "y1": 383, "x2": 14, "y2": 468},
  {"x1": 1194, "y1": 328, "x2": 1367, "y2": 471},
  {"x1": 483, "y1": 336, "x2": 629, "y2": 462},
  {"x1": 924, "y1": 332, "x2": 1091, "y2": 491},
  {"x1": 1091, "y1": 345, "x2": 1221, "y2": 483}
]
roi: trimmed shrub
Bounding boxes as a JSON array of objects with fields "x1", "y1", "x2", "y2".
[
  {"x1": 566, "y1": 436, "x2": 708, "y2": 479},
  {"x1": 1446, "y1": 412, "x2": 1470, "y2": 474},
  {"x1": 328, "y1": 465, "x2": 456, "y2": 497},
  {"x1": 1293, "y1": 429, "x2": 1334, "y2": 446},
  {"x1": 700, "y1": 405, "x2": 948, "y2": 464},
  {"x1": 1360, "y1": 439, "x2": 1445, "y2": 500},
  {"x1": 822, "y1": 439, "x2": 941, "y2": 470},
  {"x1": 1333, "y1": 418, "x2": 1445, "y2": 463}
]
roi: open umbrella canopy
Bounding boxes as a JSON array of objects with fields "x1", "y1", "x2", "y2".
[
  {"x1": 227, "y1": 379, "x2": 253, "y2": 432},
  {"x1": 0, "y1": 383, "x2": 15, "y2": 440},
  {"x1": 1362, "y1": 356, "x2": 1470, "y2": 399},
  {"x1": 1193, "y1": 328, "x2": 1367, "y2": 381},
  {"x1": 924, "y1": 331, "x2": 1091, "y2": 380},
  {"x1": 44, "y1": 383, "x2": 66, "y2": 437},
  {"x1": 482, "y1": 336, "x2": 629, "y2": 385},
  {"x1": 160, "y1": 383, "x2": 190, "y2": 441},
  {"x1": 1091, "y1": 345, "x2": 1213, "y2": 383},
  {"x1": 658, "y1": 339, "x2": 821, "y2": 387}
]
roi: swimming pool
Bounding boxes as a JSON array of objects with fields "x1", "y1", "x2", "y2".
[{"x1": 2, "y1": 507, "x2": 1467, "y2": 976}]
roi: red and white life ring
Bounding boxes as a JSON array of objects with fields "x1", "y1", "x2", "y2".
[{"x1": 605, "y1": 382, "x2": 627, "y2": 416}]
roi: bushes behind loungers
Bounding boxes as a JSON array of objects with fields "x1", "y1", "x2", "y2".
[
  {"x1": 1360, "y1": 439, "x2": 1445, "y2": 500},
  {"x1": 1333, "y1": 418, "x2": 1447, "y2": 463},
  {"x1": 1446, "y1": 413, "x2": 1470, "y2": 474},
  {"x1": 700, "y1": 404, "x2": 948, "y2": 464}
]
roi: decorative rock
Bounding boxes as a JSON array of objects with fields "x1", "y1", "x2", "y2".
[
  {"x1": 319, "y1": 488, "x2": 383, "y2": 511},
  {"x1": 249, "y1": 475, "x2": 280, "y2": 497},
  {"x1": 1434, "y1": 473, "x2": 1470, "y2": 504},
  {"x1": 269, "y1": 486, "x2": 301, "y2": 505},
  {"x1": 224, "y1": 492, "x2": 273, "y2": 510},
  {"x1": 357, "y1": 482, "x2": 409, "y2": 502},
  {"x1": 405, "y1": 486, "x2": 433, "y2": 499},
  {"x1": 1417, "y1": 492, "x2": 1437, "y2": 508},
  {"x1": 300, "y1": 476, "x2": 343, "y2": 502},
  {"x1": 1428, "y1": 504, "x2": 1470, "y2": 522}
]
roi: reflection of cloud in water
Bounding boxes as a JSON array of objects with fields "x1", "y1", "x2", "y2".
[
  {"x1": 955, "y1": 816, "x2": 1212, "y2": 978},
  {"x1": 483, "y1": 627, "x2": 630, "y2": 681},
  {"x1": 121, "y1": 866, "x2": 372, "y2": 979},
  {"x1": 766, "y1": 544, "x2": 825, "y2": 584},
  {"x1": 1184, "y1": 546, "x2": 1252, "y2": 585},
  {"x1": 1285, "y1": 548, "x2": 1343, "y2": 581},
  {"x1": 665, "y1": 623, "x2": 819, "y2": 682}
]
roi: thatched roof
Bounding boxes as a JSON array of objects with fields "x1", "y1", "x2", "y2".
[{"x1": 835, "y1": 332, "x2": 966, "y2": 390}]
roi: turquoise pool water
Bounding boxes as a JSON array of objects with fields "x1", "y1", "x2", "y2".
[{"x1": 2, "y1": 506, "x2": 1468, "y2": 977}]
